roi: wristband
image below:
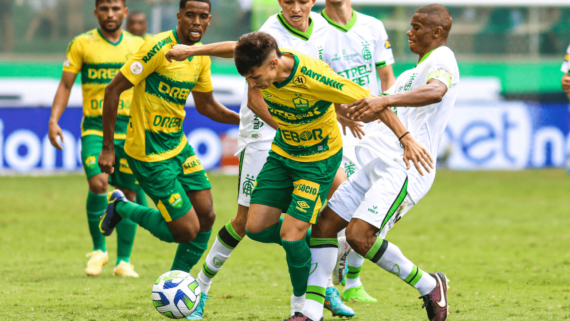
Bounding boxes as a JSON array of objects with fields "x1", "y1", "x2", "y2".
[{"x1": 398, "y1": 131, "x2": 410, "y2": 141}]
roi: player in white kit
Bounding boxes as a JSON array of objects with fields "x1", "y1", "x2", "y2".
[
  {"x1": 181, "y1": 0, "x2": 357, "y2": 319},
  {"x1": 297, "y1": 5, "x2": 457, "y2": 321},
  {"x1": 320, "y1": 0, "x2": 396, "y2": 303}
]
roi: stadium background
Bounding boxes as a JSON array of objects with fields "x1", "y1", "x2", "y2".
[{"x1": 0, "y1": 0, "x2": 569, "y2": 173}]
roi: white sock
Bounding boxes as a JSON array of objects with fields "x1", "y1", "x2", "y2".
[
  {"x1": 304, "y1": 246, "x2": 336, "y2": 321},
  {"x1": 198, "y1": 236, "x2": 235, "y2": 295},
  {"x1": 372, "y1": 239, "x2": 436, "y2": 296},
  {"x1": 345, "y1": 251, "x2": 364, "y2": 290},
  {"x1": 326, "y1": 276, "x2": 334, "y2": 288},
  {"x1": 291, "y1": 293, "x2": 305, "y2": 316}
]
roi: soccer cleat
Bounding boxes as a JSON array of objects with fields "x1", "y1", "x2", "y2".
[
  {"x1": 99, "y1": 190, "x2": 127, "y2": 236},
  {"x1": 333, "y1": 237, "x2": 351, "y2": 285},
  {"x1": 85, "y1": 250, "x2": 108, "y2": 276},
  {"x1": 113, "y1": 261, "x2": 139, "y2": 277},
  {"x1": 420, "y1": 272, "x2": 450, "y2": 321},
  {"x1": 324, "y1": 287, "x2": 355, "y2": 317},
  {"x1": 342, "y1": 285, "x2": 377, "y2": 303},
  {"x1": 186, "y1": 293, "x2": 209, "y2": 320},
  {"x1": 281, "y1": 312, "x2": 323, "y2": 321}
]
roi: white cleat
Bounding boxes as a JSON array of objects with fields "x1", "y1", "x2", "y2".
[{"x1": 333, "y1": 237, "x2": 351, "y2": 285}]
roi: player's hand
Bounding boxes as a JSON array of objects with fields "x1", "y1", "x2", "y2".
[
  {"x1": 48, "y1": 121, "x2": 64, "y2": 150},
  {"x1": 98, "y1": 148, "x2": 115, "y2": 174},
  {"x1": 165, "y1": 44, "x2": 195, "y2": 63},
  {"x1": 400, "y1": 134, "x2": 433, "y2": 176},
  {"x1": 347, "y1": 96, "x2": 389, "y2": 121},
  {"x1": 337, "y1": 113, "x2": 365, "y2": 139},
  {"x1": 562, "y1": 74, "x2": 570, "y2": 95}
]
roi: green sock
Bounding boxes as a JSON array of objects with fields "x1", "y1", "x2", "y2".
[
  {"x1": 245, "y1": 221, "x2": 283, "y2": 246},
  {"x1": 135, "y1": 186, "x2": 148, "y2": 207},
  {"x1": 171, "y1": 229, "x2": 212, "y2": 272},
  {"x1": 116, "y1": 218, "x2": 137, "y2": 265},
  {"x1": 116, "y1": 201, "x2": 175, "y2": 243},
  {"x1": 282, "y1": 238, "x2": 312, "y2": 297},
  {"x1": 86, "y1": 191, "x2": 107, "y2": 252}
]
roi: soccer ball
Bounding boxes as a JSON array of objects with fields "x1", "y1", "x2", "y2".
[{"x1": 152, "y1": 270, "x2": 201, "y2": 319}]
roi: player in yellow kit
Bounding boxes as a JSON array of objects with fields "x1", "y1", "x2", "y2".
[
  {"x1": 97, "y1": 0, "x2": 239, "y2": 287},
  {"x1": 48, "y1": 0, "x2": 146, "y2": 278}
]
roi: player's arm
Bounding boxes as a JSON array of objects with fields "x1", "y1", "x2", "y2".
[
  {"x1": 48, "y1": 71, "x2": 78, "y2": 150},
  {"x1": 334, "y1": 104, "x2": 365, "y2": 139},
  {"x1": 166, "y1": 41, "x2": 237, "y2": 62},
  {"x1": 99, "y1": 72, "x2": 134, "y2": 174},
  {"x1": 192, "y1": 91, "x2": 240, "y2": 125},
  {"x1": 562, "y1": 73, "x2": 570, "y2": 98},
  {"x1": 377, "y1": 65, "x2": 395, "y2": 92},
  {"x1": 247, "y1": 83, "x2": 279, "y2": 130}
]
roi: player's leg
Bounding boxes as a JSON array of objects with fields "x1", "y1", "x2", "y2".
[{"x1": 82, "y1": 135, "x2": 109, "y2": 276}]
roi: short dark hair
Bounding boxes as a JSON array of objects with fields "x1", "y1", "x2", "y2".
[
  {"x1": 96, "y1": 0, "x2": 126, "y2": 7},
  {"x1": 415, "y1": 4, "x2": 452, "y2": 33},
  {"x1": 234, "y1": 32, "x2": 281, "y2": 76},
  {"x1": 179, "y1": 0, "x2": 211, "y2": 11}
]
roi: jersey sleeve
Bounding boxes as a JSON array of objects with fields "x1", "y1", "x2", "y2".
[
  {"x1": 562, "y1": 45, "x2": 570, "y2": 74},
  {"x1": 313, "y1": 63, "x2": 371, "y2": 104},
  {"x1": 120, "y1": 40, "x2": 164, "y2": 86},
  {"x1": 192, "y1": 56, "x2": 214, "y2": 92},
  {"x1": 62, "y1": 37, "x2": 83, "y2": 74},
  {"x1": 426, "y1": 50, "x2": 458, "y2": 89},
  {"x1": 373, "y1": 21, "x2": 395, "y2": 69}
]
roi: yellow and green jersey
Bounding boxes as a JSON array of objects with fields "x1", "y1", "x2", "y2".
[
  {"x1": 63, "y1": 29, "x2": 144, "y2": 139},
  {"x1": 142, "y1": 33, "x2": 153, "y2": 42},
  {"x1": 261, "y1": 49, "x2": 370, "y2": 162},
  {"x1": 120, "y1": 29, "x2": 213, "y2": 162}
]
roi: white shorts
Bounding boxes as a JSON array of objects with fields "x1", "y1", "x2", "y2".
[
  {"x1": 237, "y1": 142, "x2": 271, "y2": 207},
  {"x1": 339, "y1": 145, "x2": 361, "y2": 179},
  {"x1": 328, "y1": 156, "x2": 416, "y2": 239}
]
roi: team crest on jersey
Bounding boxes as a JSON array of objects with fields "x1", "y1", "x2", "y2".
[
  {"x1": 362, "y1": 42, "x2": 372, "y2": 61},
  {"x1": 565, "y1": 53, "x2": 569, "y2": 62},
  {"x1": 293, "y1": 75, "x2": 307, "y2": 87},
  {"x1": 292, "y1": 95, "x2": 310, "y2": 110},
  {"x1": 385, "y1": 39, "x2": 392, "y2": 49},
  {"x1": 63, "y1": 59, "x2": 70, "y2": 67},
  {"x1": 130, "y1": 61, "x2": 143, "y2": 75}
]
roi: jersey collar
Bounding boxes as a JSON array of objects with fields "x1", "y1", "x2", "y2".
[
  {"x1": 273, "y1": 51, "x2": 299, "y2": 89},
  {"x1": 321, "y1": 9, "x2": 357, "y2": 33},
  {"x1": 416, "y1": 47, "x2": 439, "y2": 67},
  {"x1": 277, "y1": 12, "x2": 314, "y2": 41},
  {"x1": 172, "y1": 29, "x2": 195, "y2": 62},
  {"x1": 97, "y1": 29, "x2": 123, "y2": 46}
]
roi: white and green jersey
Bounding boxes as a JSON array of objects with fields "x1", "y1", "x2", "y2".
[
  {"x1": 321, "y1": 10, "x2": 394, "y2": 148},
  {"x1": 237, "y1": 11, "x2": 329, "y2": 153},
  {"x1": 561, "y1": 45, "x2": 570, "y2": 73},
  {"x1": 358, "y1": 46, "x2": 459, "y2": 202}
]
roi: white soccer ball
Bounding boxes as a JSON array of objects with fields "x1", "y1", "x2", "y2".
[{"x1": 152, "y1": 270, "x2": 201, "y2": 319}]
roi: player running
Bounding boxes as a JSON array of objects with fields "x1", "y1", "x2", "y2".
[
  {"x1": 166, "y1": 1, "x2": 357, "y2": 318},
  {"x1": 126, "y1": 11, "x2": 152, "y2": 41},
  {"x1": 302, "y1": 5, "x2": 457, "y2": 321},
  {"x1": 97, "y1": 0, "x2": 239, "y2": 281},
  {"x1": 48, "y1": 0, "x2": 146, "y2": 278},
  {"x1": 320, "y1": 0, "x2": 396, "y2": 303}
]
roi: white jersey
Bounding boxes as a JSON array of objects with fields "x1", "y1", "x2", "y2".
[
  {"x1": 236, "y1": 12, "x2": 329, "y2": 153},
  {"x1": 357, "y1": 46, "x2": 460, "y2": 202},
  {"x1": 321, "y1": 10, "x2": 394, "y2": 149},
  {"x1": 561, "y1": 45, "x2": 570, "y2": 73}
]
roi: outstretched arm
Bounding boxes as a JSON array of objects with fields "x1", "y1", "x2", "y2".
[
  {"x1": 166, "y1": 41, "x2": 237, "y2": 62},
  {"x1": 192, "y1": 91, "x2": 240, "y2": 125},
  {"x1": 48, "y1": 71, "x2": 77, "y2": 150},
  {"x1": 99, "y1": 72, "x2": 134, "y2": 174}
]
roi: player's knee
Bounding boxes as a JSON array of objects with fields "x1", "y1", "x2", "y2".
[
  {"x1": 88, "y1": 178, "x2": 107, "y2": 194},
  {"x1": 172, "y1": 225, "x2": 199, "y2": 243},
  {"x1": 196, "y1": 208, "x2": 216, "y2": 231},
  {"x1": 345, "y1": 227, "x2": 373, "y2": 256}
]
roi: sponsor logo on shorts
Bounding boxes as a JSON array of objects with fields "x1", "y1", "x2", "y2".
[
  {"x1": 169, "y1": 193, "x2": 183, "y2": 209},
  {"x1": 253, "y1": 115, "x2": 264, "y2": 130},
  {"x1": 130, "y1": 61, "x2": 143, "y2": 75},
  {"x1": 242, "y1": 174, "x2": 255, "y2": 197},
  {"x1": 296, "y1": 201, "x2": 311, "y2": 213},
  {"x1": 344, "y1": 162, "x2": 356, "y2": 178},
  {"x1": 182, "y1": 155, "x2": 204, "y2": 175},
  {"x1": 368, "y1": 205, "x2": 378, "y2": 215},
  {"x1": 85, "y1": 156, "x2": 97, "y2": 169},
  {"x1": 293, "y1": 179, "x2": 320, "y2": 201},
  {"x1": 119, "y1": 158, "x2": 133, "y2": 174}
]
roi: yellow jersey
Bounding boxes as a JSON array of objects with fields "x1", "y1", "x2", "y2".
[
  {"x1": 63, "y1": 28, "x2": 144, "y2": 139},
  {"x1": 261, "y1": 49, "x2": 370, "y2": 162},
  {"x1": 120, "y1": 29, "x2": 213, "y2": 162}
]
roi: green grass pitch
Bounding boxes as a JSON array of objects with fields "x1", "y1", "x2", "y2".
[{"x1": 1, "y1": 170, "x2": 569, "y2": 320}]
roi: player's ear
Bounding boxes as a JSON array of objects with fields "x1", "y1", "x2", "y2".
[
  {"x1": 433, "y1": 26, "x2": 442, "y2": 39},
  {"x1": 177, "y1": 11, "x2": 181, "y2": 23}
]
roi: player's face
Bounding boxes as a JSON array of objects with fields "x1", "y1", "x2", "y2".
[
  {"x1": 127, "y1": 14, "x2": 147, "y2": 37},
  {"x1": 278, "y1": 0, "x2": 316, "y2": 30},
  {"x1": 95, "y1": 0, "x2": 128, "y2": 33},
  {"x1": 406, "y1": 13, "x2": 433, "y2": 55},
  {"x1": 244, "y1": 60, "x2": 278, "y2": 90},
  {"x1": 177, "y1": 1, "x2": 211, "y2": 44}
]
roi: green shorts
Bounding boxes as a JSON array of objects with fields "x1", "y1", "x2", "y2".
[
  {"x1": 81, "y1": 135, "x2": 138, "y2": 191},
  {"x1": 250, "y1": 149, "x2": 342, "y2": 224},
  {"x1": 126, "y1": 144, "x2": 211, "y2": 222}
]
